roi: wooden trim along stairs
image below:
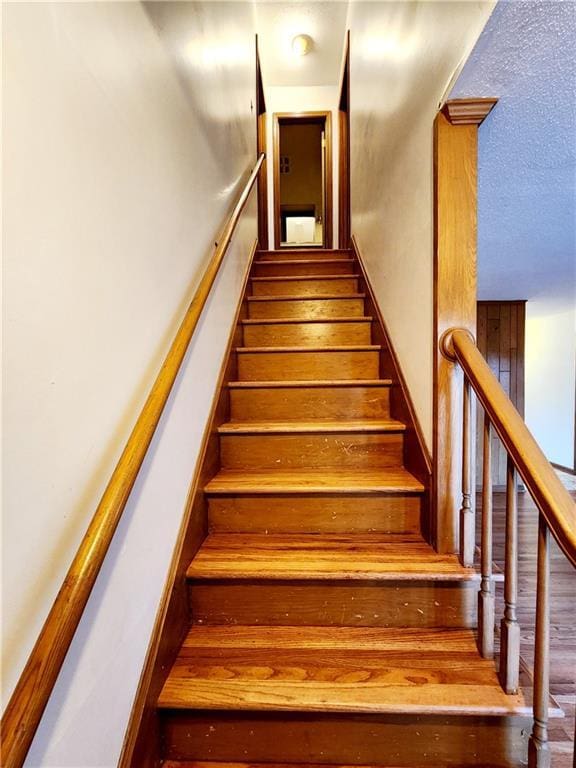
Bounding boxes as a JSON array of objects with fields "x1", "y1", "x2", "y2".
[{"x1": 123, "y1": 245, "x2": 551, "y2": 768}]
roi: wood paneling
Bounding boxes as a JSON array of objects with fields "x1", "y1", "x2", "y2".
[{"x1": 476, "y1": 301, "x2": 526, "y2": 487}]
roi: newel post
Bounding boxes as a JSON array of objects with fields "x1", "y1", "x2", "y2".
[{"x1": 433, "y1": 98, "x2": 497, "y2": 553}]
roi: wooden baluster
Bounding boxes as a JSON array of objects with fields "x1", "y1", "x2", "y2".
[
  {"x1": 459, "y1": 378, "x2": 475, "y2": 567},
  {"x1": 528, "y1": 513, "x2": 551, "y2": 767},
  {"x1": 499, "y1": 455, "x2": 520, "y2": 693},
  {"x1": 478, "y1": 412, "x2": 494, "y2": 658}
]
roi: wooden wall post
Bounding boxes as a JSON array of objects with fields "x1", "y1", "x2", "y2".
[{"x1": 433, "y1": 98, "x2": 497, "y2": 553}]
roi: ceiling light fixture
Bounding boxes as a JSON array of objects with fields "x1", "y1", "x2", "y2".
[{"x1": 292, "y1": 34, "x2": 312, "y2": 57}]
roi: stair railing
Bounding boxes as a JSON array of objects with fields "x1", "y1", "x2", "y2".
[
  {"x1": 441, "y1": 327, "x2": 576, "y2": 768},
  {"x1": 1, "y1": 153, "x2": 265, "y2": 768}
]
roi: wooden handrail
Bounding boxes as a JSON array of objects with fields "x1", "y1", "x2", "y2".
[
  {"x1": 1, "y1": 153, "x2": 265, "y2": 768},
  {"x1": 441, "y1": 327, "x2": 576, "y2": 567}
]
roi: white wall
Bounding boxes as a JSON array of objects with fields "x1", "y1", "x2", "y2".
[
  {"x1": 526, "y1": 301, "x2": 576, "y2": 469},
  {"x1": 2, "y1": 2, "x2": 257, "y2": 764},
  {"x1": 264, "y1": 85, "x2": 339, "y2": 248},
  {"x1": 346, "y1": 1, "x2": 494, "y2": 450}
]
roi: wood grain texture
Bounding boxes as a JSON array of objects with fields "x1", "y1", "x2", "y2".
[
  {"x1": 247, "y1": 295, "x2": 366, "y2": 320},
  {"x1": 207, "y1": 493, "x2": 424, "y2": 535},
  {"x1": 252, "y1": 259, "x2": 356, "y2": 277},
  {"x1": 237, "y1": 347, "x2": 380, "y2": 381},
  {"x1": 242, "y1": 319, "x2": 371, "y2": 347},
  {"x1": 189, "y1": 580, "x2": 477, "y2": 628},
  {"x1": 433, "y1": 111, "x2": 478, "y2": 554},
  {"x1": 187, "y1": 533, "x2": 478, "y2": 581},
  {"x1": 229, "y1": 380, "x2": 391, "y2": 421},
  {"x1": 219, "y1": 425, "x2": 405, "y2": 470},
  {"x1": 158, "y1": 625, "x2": 527, "y2": 715},
  {"x1": 250, "y1": 276, "x2": 359, "y2": 297},
  {"x1": 476, "y1": 301, "x2": 526, "y2": 488},
  {"x1": 0, "y1": 156, "x2": 265, "y2": 768},
  {"x1": 160, "y1": 711, "x2": 530, "y2": 766},
  {"x1": 256, "y1": 249, "x2": 351, "y2": 261},
  {"x1": 205, "y1": 468, "x2": 425, "y2": 495}
]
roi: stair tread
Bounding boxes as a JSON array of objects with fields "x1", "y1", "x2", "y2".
[
  {"x1": 237, "y1": 345, "x2": 380, "y2": 353},
  {"x1": 205, "y1": 468, "x2": 425, "y2": 494},
  {"x1": 256, "y1": 258, "x2": 356, "y2": 265},
  {"x1": 251, "y1": 275, "x2": 357, "y2": 282},
  {"x1": 186, "y1": 533, "x2": 476, "y2": 581},
  {"x1": 228, "y1": 379, "x2": 392, "y2": 388},
  {"x1": 157, "y1": 625, "x2": 529, "y2": 715},
  {"x1": 247, "y1": 293, "x2": 366, "y2": 302},
  {"x1": 218, "y1": 420, "x2": 406, "y2": 434},
  {"x1": 241, "y1": 317, "x2": 372, "y2": 324}
]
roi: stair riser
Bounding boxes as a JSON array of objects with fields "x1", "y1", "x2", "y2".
[
  {"x1": 230, "y1": 385, "x2": 391, "y2": 420},
  {"x1": 248, "y1": 297, "x2": 365, "y2": 320},
  {"x1": 252, "y1": 261, "x2": 356, "y2": 277},
  {"x1": 256, "y1": 250, "x2": 351, "y2": 261},
  {"x1": 219, "y1": 432, "x2": 404, "y2": 470},
  {"x1": 207, "y1": 493, "x2": 423, "y2": 534},
  {"x1": 189, "y1": 580, "x2": 476, "y2": 628},
  {"x1": 243, "y1": 321, "x2": 371, "y2": 347},
  {"x1": 161, "y1": 712, "x2": 530, "y2": 766},
  {"x1": 251, "y1": 278, "x2": 359, "y2": 297},
  {"x1": 238, "y1": 350, "x2": 380, "y2": 381}
]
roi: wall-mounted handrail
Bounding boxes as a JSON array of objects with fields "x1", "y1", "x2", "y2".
[
  {"x1": 441, "y1": 326, "x2": 576, "y2": 767},
  {"x1": 1, "y1": 153, "x2": 265, "y2": 768}
]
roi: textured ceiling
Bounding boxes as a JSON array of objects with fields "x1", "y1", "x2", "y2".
[
  {"x1": 255, "y1": 1, "x2": 348, "y2": 86},
  {"x1": 450, "y1": 0, "x2": 576, "y2": 307}
]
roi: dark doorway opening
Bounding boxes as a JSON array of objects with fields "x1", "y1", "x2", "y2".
[{"x1": 273, "y1": 112, "x2": 332, "y2": 249}]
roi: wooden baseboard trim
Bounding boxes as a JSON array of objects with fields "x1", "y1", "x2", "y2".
[
  {"x1": 351, "y1": 235, "x2": 432, "y2": 537},
  {"x1": 118, "y1": 239, "x2": 258, "y2": 768}
]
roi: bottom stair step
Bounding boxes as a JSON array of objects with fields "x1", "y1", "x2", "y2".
[
  {"x1": 158, "y1": 626, "x2": 529, "y2": 716},
  {"x1": 163, "y1": 763, "x2": 529, "y2": 768},
  {"x1": 158, "y1": 628, "x2": 541, "y2": 767}
]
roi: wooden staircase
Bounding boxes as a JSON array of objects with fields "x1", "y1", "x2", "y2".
[{"x1": 155, "y1": 248, "x2": 535, "y2": 767}]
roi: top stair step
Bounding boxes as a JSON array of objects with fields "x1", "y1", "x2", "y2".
[{"x1": 256, "y1": 249, "x2": 352, "y2": 261}]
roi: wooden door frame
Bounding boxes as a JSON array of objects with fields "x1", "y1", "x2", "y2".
[
  {"x1": 273, "y1": 111, "x2": 333, "y2": 250},
  {"x1": 255, "y1": 35, "x2": 268, "y2": 251},
  {"x1": 338, "y1": 30, "x2": 351, "y2": 249}
]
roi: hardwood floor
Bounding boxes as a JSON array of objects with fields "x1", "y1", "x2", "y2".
[{"x1": 484, "y1": 489, "x2": 576, "y2": 767}]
